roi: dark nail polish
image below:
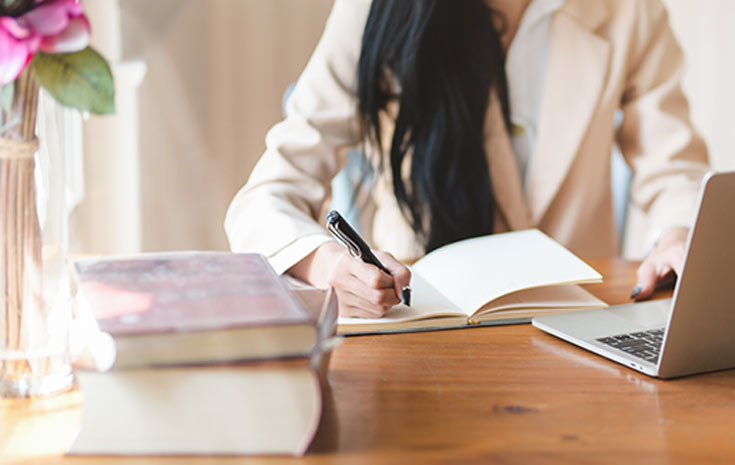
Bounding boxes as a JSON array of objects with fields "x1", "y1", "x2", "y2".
[{"x1": 630, "y1": 285, "x2": 642, "y2": 300}]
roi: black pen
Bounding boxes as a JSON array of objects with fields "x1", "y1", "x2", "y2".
[{"x1": 326, "y1": 210, "x2": 411, "y2": 306}]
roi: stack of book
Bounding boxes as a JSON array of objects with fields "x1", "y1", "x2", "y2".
[{"x1": 69, "y1": 252, "x2": 337, "y2": 457}]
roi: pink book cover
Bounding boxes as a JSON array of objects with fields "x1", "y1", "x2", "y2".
[{"x1": 73, "y1": 252, "x2": 312, "y2": 337}]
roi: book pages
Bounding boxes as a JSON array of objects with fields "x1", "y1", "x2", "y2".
[
  {"x1": 338, "y1": 271, "x2": 465, "y2": 329},
  {"x1": 412, "y1": 229, "x2": 602, "y2": 315}
]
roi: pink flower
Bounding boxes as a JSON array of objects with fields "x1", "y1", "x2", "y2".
[
  {"x1": 1, "y1": 0, "x2": 91, "y2": 85},
  {"x1": 20, "y1": 0, "x2": 91, "y2": 53},
  {"x1": 0, "y1": 17, "x2": 40, "y2": 85}
]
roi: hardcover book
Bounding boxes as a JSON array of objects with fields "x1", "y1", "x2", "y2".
[
  {"x1": 71, "y1": 288, "x2": 338, "y2": 457},
  {"x1": 73, "y1": 251, "x2": 318, "y2": 368}
]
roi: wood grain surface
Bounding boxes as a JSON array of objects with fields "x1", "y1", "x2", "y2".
[{"x1": 4, "y1": 259, "x2": 734, "y2": 465}]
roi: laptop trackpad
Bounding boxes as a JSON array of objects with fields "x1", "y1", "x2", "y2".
[
  {"x1": 534, "y1": 299, "x2": 672, "y2": 340},
  {"x1": 607, "y1": 298, "x2": 672, "y2": 327}
]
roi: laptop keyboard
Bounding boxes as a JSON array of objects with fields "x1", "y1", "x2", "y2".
[{"x1": 596, "y1": 328, "x2": 665, "y2": 364}]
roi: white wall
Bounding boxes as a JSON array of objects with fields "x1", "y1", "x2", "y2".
[
  {"x1": 663, "y1": 0, "x2": 735, "y2": 170},
  {"x1": 76, "y1": 0, "x2": 333, "y2": 253},
  {"x1": 124, "y1": 0, "x2": 334, "y2": 252}
]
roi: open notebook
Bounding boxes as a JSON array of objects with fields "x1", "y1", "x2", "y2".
[{"x1": 338, "y1": 229, "x2": 606, "y2": 335}]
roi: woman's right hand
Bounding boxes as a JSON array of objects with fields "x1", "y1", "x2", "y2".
[{"x1": 287, "y1": 241, "x2": 412, "y2": 318}]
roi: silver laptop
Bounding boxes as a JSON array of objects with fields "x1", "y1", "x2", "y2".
[{"x1": 533, "y1": 171, "x2": 735, "y2": 379}]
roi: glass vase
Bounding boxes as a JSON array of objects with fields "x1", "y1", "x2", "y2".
[{"x1": 0, "y1": 69, "x2": 74, "y2": 398}]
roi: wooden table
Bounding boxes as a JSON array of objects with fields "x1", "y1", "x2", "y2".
[{"x1": 3, "y1": 259, "x2": 735, "y2": 464}]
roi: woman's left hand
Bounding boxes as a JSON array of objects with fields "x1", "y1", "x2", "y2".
[{"x1": 631, "y1": 227, "x2": 689, "y2": 301}]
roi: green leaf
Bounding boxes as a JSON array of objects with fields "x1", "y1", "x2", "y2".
[
  {"x1": 1, "y1": 82, "x2": 14, "y2": 113},
  {"x1": 31, "y1": 47, "x2": 115, "y2": 115}
]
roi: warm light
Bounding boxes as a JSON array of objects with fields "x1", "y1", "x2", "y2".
[{"x1": 0, "y1": 387, "x2": 83, "y2": 462}]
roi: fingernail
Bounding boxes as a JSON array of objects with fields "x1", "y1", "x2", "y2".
[{"x1": 630, "y1": 285, "x2": 642, "y2": 300}]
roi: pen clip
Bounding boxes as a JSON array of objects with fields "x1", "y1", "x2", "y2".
[{"x1": 327, "y1": 221, "x2": 362, "y2": 259}]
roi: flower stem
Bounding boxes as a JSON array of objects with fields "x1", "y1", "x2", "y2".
[{"x1": 0, "y1": 67, "x2": 44, "y2": 392}]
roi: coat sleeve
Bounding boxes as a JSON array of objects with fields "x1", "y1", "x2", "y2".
[
  {"x1": 224, "y1": 0, "x2": 371, "y2": 273},
  {"x1": 617, "y1": 0, "x2": 710, "y2": 249}
]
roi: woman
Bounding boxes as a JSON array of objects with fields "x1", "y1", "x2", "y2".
[{"x1": 225, "y1": 0, "x2": 709, "y2": 317}]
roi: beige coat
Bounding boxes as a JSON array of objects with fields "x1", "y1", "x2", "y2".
[{"x1": 225, "y1": 0, "x2": 709, "y2": 273}]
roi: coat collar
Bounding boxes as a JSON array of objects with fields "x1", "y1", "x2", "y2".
[
  {"x1": 524, "y1": 1, "x2": 612, "y2": 223},
  {"x1": 560, "y1": 0, "x2": 610, "y2": 31}
]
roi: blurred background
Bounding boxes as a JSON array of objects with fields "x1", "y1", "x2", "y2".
[{"x1": 68, "y1": 0, "x2": 734, "y2": 258}]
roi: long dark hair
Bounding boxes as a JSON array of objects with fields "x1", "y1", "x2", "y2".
[{"x1": 357, "y1": 0, "x2": 510, "y2": 253}]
